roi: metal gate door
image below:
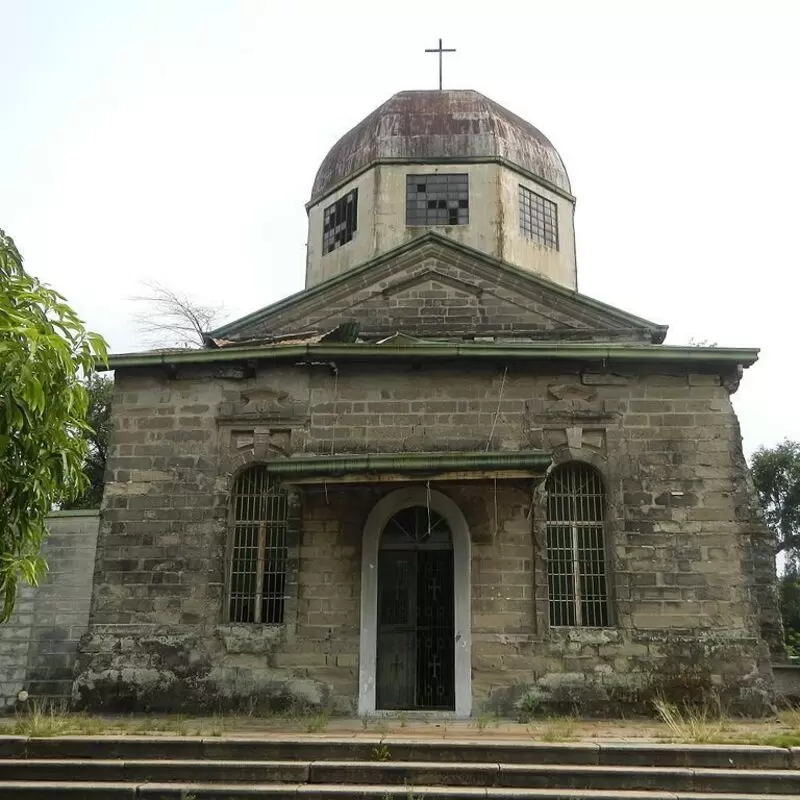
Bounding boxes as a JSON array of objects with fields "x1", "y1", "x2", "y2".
[{"x1": 375, "y1": 507, "x2": 455, "y2": 711}]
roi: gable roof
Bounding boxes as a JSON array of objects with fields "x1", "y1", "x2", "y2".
[{"x1": 208, "y1": 233, "x2": 668, "y2": 345}]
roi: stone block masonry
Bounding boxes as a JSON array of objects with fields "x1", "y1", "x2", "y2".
[
  {"x1": 0, "y1": 511, "x2": 100, "y2": 709},
  {"x1": 73, "y1": 359, "x2": 779, "y2": 715}
]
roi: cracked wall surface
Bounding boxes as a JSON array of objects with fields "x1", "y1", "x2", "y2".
[{"x1": 73, "y1": 361, "x2": 780, "y2": 714}]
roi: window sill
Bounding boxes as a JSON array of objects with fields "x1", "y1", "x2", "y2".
[
  {"x1": 548, "y1": 627, "x2": 620, "y2": 645},
  {"x1": 217, "y1": 623, "x2": 285, "y2": 655}
]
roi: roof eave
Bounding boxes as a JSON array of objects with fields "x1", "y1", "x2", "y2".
[{"x1": 103, "y1": 342, "x2": 759, "y2": 371}]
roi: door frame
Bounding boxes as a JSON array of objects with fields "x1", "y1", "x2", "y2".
[{"x1": 358, "y1": 488, "x2": 472, "y2": 718}]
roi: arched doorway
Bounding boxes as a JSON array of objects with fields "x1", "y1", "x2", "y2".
[
  {"x1": 358, "y1": 488, "x2": 471, "y2": 717},
  {"x1": 376, "y1": 506, "x2": 454, "y2": 710}
]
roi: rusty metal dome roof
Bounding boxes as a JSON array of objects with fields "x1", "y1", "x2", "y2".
[{"x1": 310, "y1": 90, "x2": 571, "y2": 204}]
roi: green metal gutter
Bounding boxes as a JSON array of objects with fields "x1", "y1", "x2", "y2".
[
  {"x1": 103, "y1": 341, "x2": 759, "y2": 371},
  {"x1": 264, "y1": 450, "x2": 552, "y2": 478}
]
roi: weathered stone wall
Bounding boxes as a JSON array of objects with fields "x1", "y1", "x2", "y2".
[
  {"x1": 773, "y1": 665, "x2": 800, "y2": 704},
  {"x1": 0, "y1": 511, "x2": 100, "y2": 709},
  {"x1": 74, "y1": 359, "x2": 778, "y2": 714}
]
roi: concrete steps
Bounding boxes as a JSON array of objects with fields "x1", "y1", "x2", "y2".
[
  {"x1": 0, "y1": 785, "x2": 798, "y2": 799},
  {"x1": 0, "y1": 735, "x2": 798, "y2": 799},
  {"x1": 7, "y1": 759, "x2": 800, "y2": 794},
  {"x1": 3, "y1": 736, "x2": 798, "y2": 768}
]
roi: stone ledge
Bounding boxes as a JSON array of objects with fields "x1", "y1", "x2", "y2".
[
  {"x1": 216, "y1": 624, "x2": 284, "y2": 655},
  {"x1": 47, "y1": 510, "x2": 101, "y2": 518}
]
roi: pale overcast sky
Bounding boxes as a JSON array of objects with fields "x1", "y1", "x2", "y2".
[{"x1": 1, "y1": 0, "x2": 798, "y2": 456}]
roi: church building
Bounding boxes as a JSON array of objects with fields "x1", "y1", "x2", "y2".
[{"x1": 75, "y1": 89, "x2": 780, "y2": 716}]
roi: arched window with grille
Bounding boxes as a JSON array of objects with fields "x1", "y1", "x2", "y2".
[
  {"x1": 545, "y1": 462, "x2": 609, "y2": 627},
  {"x1": 227, "y1": 465, "x2": 288, "y2": 624}
]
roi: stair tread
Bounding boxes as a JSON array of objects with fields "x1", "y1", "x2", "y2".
[
  {"x1": 0, "y1": 781, "x2": 796, "y2": 799},
  {"x1": 1, "y1": 735, "x2": 794, "y2": 751},
  {"x1": 4, "y1": 757, "x2": 800, "y2": 774}
]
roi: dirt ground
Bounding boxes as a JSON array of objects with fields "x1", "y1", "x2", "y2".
[{"x1": 2, "y1": 710, "x2": 800, "y2": 745}]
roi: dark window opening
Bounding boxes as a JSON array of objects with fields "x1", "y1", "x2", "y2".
[
  {"x1": 545, "y1": 462, "x2": 609, "y2": 627},
  {"x1": 406, "y1": 174, "x2": 469, "y2": 226},
  {"x1": 519, "y1": 184, "x2": 559, "y2": 250},
  {"x1": 228, "y1": 466, "x2": 288, "y2": 624},
  {"x1": 323, "y1": 189, "x2": 358, "y2": 254}
]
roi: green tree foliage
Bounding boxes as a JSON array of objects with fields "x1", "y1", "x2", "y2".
[
  {"x1": 0, "y1": 229, "x2": 107, "y2": 621},
  {"x1": 750, "y1": 439, "x2": 800, "y2": 560},
  {"x1": 751, "y1": 439, "x2": 800, "y2": 660},
  {"x1": 780, "y1": 568, "x2": 800, "y2": 660},
  {"x1": 60, "y1": 374, "x2": 114, "y2": 510}
]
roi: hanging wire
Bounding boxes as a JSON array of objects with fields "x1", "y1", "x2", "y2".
[
  {"x1": 426, "y1": 480, "x2": 432, "y2": 536},
  {"x1": 485, "y1": 366, "x2": 509, "y2": 451},
  {"x1": 527, "y1": 484, "x2": 535, "y2": 520},
  {"x1": 330, "y1": 366, "x2": 339, "y2": 455}
]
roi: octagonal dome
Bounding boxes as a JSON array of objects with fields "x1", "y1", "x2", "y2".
[{"x1": 310, "y1": 90, "x2": 571, "y2": 204}]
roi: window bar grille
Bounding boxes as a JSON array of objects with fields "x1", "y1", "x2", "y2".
[
  {"x1": 229, "y1": 466, "x2": 287, "y2": 624},
  {"x1": 406, "y1": 174, "x2": 469, "y2": 226},
  {"x1": 546, "y1": 463, "x2": 608, "y2": 627},
  {"x1": 571, "y1": 515, "x2": 582, "y2": 627},
  {"x1": 255, "y1": 521, "x2": 266, "y2": 623},
  {"x1": 519, "y1": 184, "x2": 559, "y2": 250}
]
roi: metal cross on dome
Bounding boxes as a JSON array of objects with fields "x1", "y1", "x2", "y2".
[{"x1": 425, "y1": 38, "x2": 456, "y2": 91}]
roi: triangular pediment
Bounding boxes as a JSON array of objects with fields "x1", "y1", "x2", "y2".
[
  {"x1": 381, "y1": 269, "x2": 483, "y2": 299},
  {"x1": 210, "y1": 234, "x2": 666, "y2": 345}
]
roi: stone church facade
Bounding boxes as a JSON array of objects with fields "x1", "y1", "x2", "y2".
[{"x1": 75, "y1": 90, "x2": 780, "y2": 716}]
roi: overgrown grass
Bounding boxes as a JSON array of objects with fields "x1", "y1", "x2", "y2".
[
  {"x1": 537, "y1": 716, "x2": 577, "y2": 742},
  {"x1": 515, "y1": 687, "x2": 545, "y2": 724},
  {"x1": 473, "y1": 711, "x2": 490, "y2": 733},
  {"x1": 472, "y1": 710, "x2": 501, "y2": 734},
  {"x1": 374, "y1": 718, "x2": 390, "y2": 736},
  {"x1": 10, "y1": 700, "x2": 125, "y2": 738},
  {"x1": 752, "y1": 732, "x2": 800, "y2": 747},
  {"x1": 778, "y1": 708, "x2": 800, "y2": 729},
  {"x1": 652, "y1": 697, "x2": 727, "y2": 744},
  {"x1": 126, "y1": 714, "x2": 192, "y2": 736},
  {"x1": 12, "y1": 701, "x2": 73, "y2": 737},
  {"x1": 9, "y1": 703, "x2": 305, "y2": 738},
  {"x1": 304, "y1": 711, "x2": 332, "y2": 733},
  {"x1": 372, "y1": 741, "x2": 391, "y2": 761}
]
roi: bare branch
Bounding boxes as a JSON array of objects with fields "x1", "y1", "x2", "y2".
[{"x1": 131, "y1": 280, "x2": 226, "y2": 348}]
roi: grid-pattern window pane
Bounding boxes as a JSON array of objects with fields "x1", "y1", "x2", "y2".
[
  {"x1": 519, "y1": 185, "x2": 558, "y2": 249},
  {"x1": 323, "y1": 189, "x2": 358, "y2": 254},
  {"x1": 406, "y1": 174, "x2": 469, "y2": 226},
  {"x1": 546, "y1": 463, "x2": 608, "y2": 627},
  {"x1": 228, "y1": 466, "x2": 288, "y2": 624}
]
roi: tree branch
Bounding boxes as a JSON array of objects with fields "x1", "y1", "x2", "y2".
[{"x1": 131, "y1": 280, "x2": 226, "y2": 348}]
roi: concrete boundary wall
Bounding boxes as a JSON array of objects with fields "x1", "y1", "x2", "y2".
[{"x1": 0, "y1": 510, "x2": 100, "y2": 709}]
